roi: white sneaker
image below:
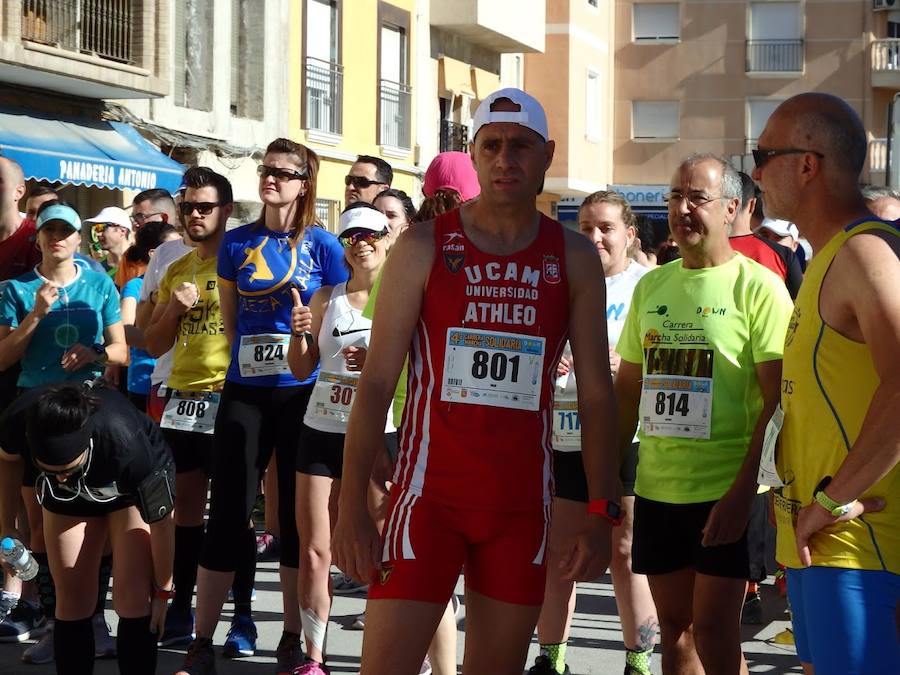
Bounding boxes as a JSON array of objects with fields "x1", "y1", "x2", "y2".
[
  {"x1": 419, "y1": 655, "x2": 433, "y2": 675},
  {"x1": 92, "y1": 613, "x2": 116, "y2": 658},
  {"x1": 350, "y1": 612, "x2": 365, "y2": 630},
  {"x1": 21, "y1": 621, "x2": 53, "y2": 665}
]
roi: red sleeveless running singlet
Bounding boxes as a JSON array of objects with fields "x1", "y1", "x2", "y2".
[{"x1": 394, "y1": 209, "x2": 570, "y2": 511}]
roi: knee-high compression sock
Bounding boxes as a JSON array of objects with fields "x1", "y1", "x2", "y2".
[
  {"x1": 539, "y1": 642, "x2": 568, "y2": 674},
  {"x1": 117, "y1": 615, "x2": 157, "y2": 675},
  {"x1": 173, "y1": 525, "x2": 204, "y2": 613},
  {"x1": 625, "y1": 648, "x2": 653, "y2": 675},
  {"x1": 94, "y1": 554, "x2": 112, "y2": 615},
  {"x1": 32, "y1": 551, "x2": 56, "y2": 620},
  {"x1": 54, "y1": 617, "x2": 94, "y2": 675},
  {"x1": 231, "y1": 527, "x2": 256, "y2": 616}
]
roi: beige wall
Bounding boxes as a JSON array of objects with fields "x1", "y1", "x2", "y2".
[
  {"x1": 527, "y1": 0, "x2": 616, "y2": 197},
  {"x1": 613, "y1": 0, "x2": 873, "y2": 185}
]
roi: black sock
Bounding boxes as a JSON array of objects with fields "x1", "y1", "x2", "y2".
[
  {"x1": 173, "y1": 525, "x2": 204, "y2": 612},
  {"x1": 32, "y1": 551, "x2": 55, "y2": 620},
  {"x1": 95, "y1": 554, "x2": 112, "y2": 615},
  {"x1": 54, "y1": 617, "x2": 94, "y2": 675},
  {"x1": 231, "y1": 527, "x2": 256, "y2": 616},
  {"x1": 117, "y1": 615, "x2": 157, "y2": 675}
]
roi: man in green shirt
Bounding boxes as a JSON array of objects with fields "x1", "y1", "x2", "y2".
[{"x1": 615, "y1": 154, "x2": 792, "y2": 674}]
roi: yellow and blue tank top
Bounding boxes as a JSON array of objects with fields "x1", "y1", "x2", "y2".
[{"x1": 775, "y1": 219, "x2": 899, "y2": 572}]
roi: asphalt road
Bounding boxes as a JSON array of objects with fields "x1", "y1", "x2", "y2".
[{"x1": 0, "y1": 565, "x2": 802, "y2": 674}]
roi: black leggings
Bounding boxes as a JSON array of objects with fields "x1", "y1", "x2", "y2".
[{"x1": 200, "y1": 380, "x2": 312, "y2": 571}]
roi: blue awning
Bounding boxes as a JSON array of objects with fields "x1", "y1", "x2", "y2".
[{"x1": 0, "y1": 108, "x2": 184, "y2": 193}]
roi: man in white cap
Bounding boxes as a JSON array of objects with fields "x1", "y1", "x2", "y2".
[
  {"x1": 84, "y1": 206, "x2": 133, "y2": 280},
  {"x1": 332, "y1": 88, "x2": 621, "y2": 674}
]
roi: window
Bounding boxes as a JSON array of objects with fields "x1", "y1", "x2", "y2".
[
  {"x1": 585, "y1": 70, "x2": 601, "y2": 141},
  {"x1": 315, "y1": 198, "x2": 341, "y2": 232},
  {"x1": 231, "y1": 0, "x2": 265, "y2": 119},
  {"x1": 747, "y1": 2, "x2": 803, "y2": 72},
  {"x1": 174, "y1": 0, "x2": 214, "y2": 111},
  {"x1": 632, "y1": 101, "x2": 679, "y2": 140},
  {"x1": 633, "y1": 3, "x2": 680, "y2": 42},
  {"x1": 304, "y1": 0, "x2": 343, "y2": 135},
  {"x1": 747, "y1": 99, "x2": 782, "y2": 145},
  {"x1": 378, "y1": 3, "x2": 411, "y2": 149}
]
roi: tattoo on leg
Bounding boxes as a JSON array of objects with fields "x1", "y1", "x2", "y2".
[{"x1": 637, "y1": 618, "x2": 660, "y2": 651}]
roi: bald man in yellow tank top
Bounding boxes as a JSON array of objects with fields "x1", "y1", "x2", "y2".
[{"x1": 753, "y1": 93, "x2": 900, "y2": 675}]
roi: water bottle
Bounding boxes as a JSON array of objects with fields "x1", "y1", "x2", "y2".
[{"x1": 0, "y1": 537, "x2": 39, "y2": 581}]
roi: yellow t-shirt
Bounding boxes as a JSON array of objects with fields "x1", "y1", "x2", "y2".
[
  {"x1": 775, "y1": 220, "x2": 899, "y2": 572},
  {"x1": 157, "y1": 251, "x2": 229, "y2": 391}
]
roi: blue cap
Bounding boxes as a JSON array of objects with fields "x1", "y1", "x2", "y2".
[{"x1": 36, "y1": 204, "x2": 82, "y2": 232}]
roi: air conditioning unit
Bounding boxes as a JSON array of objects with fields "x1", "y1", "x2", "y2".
[{"x1": 875, "y1": 0, "x2": 898, "y2": 11}]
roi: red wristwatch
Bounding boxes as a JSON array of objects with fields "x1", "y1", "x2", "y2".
[
  {"x1": 587, "y1": 499, "x2": 624, "y2": 526},
  {"x1": 153, "y1": 583, "x2": 175, "y2": 601}
]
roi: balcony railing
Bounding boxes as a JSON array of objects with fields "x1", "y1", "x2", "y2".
[
  {"x1": 869, "y1": 138, "x2": 888, "y2": 174},
  {"x1": 440, "y1": 120, "x2": 469, "y2": 152},
  {"x1": 873, "y1": 39, "x2": 900, "y2": 72},
  {"x1": 380, "y1": 80, "x2": 412, "y2": 149},
  {"x1": 304, "y1": 57, "x2": 343, "y2": 135},
  {"x1": 746, "y1": 39, "x2": 803, "y2": 73},
  {"x1": 22, "y1": 0, "x2": 135, "y2": 65}
]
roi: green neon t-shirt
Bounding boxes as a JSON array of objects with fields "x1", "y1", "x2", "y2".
[
  {"x1": 362, "y1": 270, "x2": 407, "y2": 429},
  {"x1": 617, "y1": 254, "x2": 792, "y2": 503}
]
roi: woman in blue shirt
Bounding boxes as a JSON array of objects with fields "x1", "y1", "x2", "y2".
[{"x1": 178, "y1": 139, "x2": 348, "y2": 675}]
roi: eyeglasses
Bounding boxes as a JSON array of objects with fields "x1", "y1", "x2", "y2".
[
  {"x1": 663, "y1": 192, "x2": 729, "y2": 209},
  {"x1": 257, "y1": 165, "x2": 307, "y2": 182},
  {"x1": 131, "y1": 211, "x2": 165, "y2": 226},
  {"x1": 179, "y1": 201, "x2": 222, "y2": 216},
  {"x1": 752, "y1": 147, "x2": 824, "y2": 169},
  {"x1": 345, "y1": 175, "x2": 387, "y2": 190},
  {"x1": 338, "y1": 229, "x2": 389, "y2": 248},
  {"x1": 91, "y1": 222, "x2": 123, "y2": 235}
]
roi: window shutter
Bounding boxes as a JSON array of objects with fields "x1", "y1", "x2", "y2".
[{"x1": 173, "y1": 0, "x2": 186, "y2": 105}]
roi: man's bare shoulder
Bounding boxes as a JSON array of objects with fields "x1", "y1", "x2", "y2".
[
  {"x1": 562, "y1": 226, "x2": 602, "y2": 282},
  {"x1": 383, "y1": 220, "x2": 435, "y2": 284},
  {"x1": 833, "y1": 228, "x2": 900, "y2": 290}
]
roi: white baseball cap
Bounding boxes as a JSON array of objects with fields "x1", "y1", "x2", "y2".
[
  {"x1": 471, "y1": 87, "x2": 549, "y2": 142},
  {"x1": 84, "y1": 206, "x2": 132, "y2": 231},
  {"x1": 755, "y1": 218, "x2": 799, "y2": 241},
  {"x1": 339, "y1": 205, "x2": 389, "y2": 235}
]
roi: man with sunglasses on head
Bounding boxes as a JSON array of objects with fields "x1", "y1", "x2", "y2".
[
  {"x1": 614, "y1": 153, "x2": 792, "y2": 675},
  {"x1": 753, "y1": 93, "x2": 900, "y2": 675},
  {"x1": 344, "y1": 155, "x2": 392, "y2": 207},
  {"x1": 0, "y1": 379, "x2": 175, "y2": 675},
  {"x1": 331, "y1": 88, "x2": 621, "y2": 675},
  {"x1": 143, "y1": 167, "x2": 235, "y2": 650}
]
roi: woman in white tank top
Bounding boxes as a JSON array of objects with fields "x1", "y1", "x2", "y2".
[{"x1": 286, "y1": 204, "x2": 393, "y2": 673}]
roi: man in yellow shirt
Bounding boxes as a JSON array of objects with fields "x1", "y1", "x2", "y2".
[
  {"x1": 144, "y1": 167, "x2": 237, "y2": 651},
  {"x1": 753, "y1": 92, "x2": 900, "y2": 675}
]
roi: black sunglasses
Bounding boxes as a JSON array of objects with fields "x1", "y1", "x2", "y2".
[
  {"x1": 257, "y1": 165, "x2": 307, "y2": 182},
  {"x1": 752, "y1": 147, "x2": 824, "y2": 169},
  {"x1": 345, "y1": 175, "x2": 387, "y2": 189},
  {"x1": 180, "y1": 201, "x2": 222, "y2": 216}
]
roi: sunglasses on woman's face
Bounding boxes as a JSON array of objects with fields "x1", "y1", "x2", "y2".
[
  {"x1": 338, "y1": 229, "x2": 389, "y2": 248},
  {"x1": 257, "y1": 165, "x2": 307, "y2": 182}
]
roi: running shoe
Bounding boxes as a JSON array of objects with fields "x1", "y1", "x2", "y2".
[
  {"x1": 451, "y1": 593, "x2": 461, "y2": 618},
  {"x1": 291, "y1": 660, "x2": 331, "y2": 674},
  {"x1": 159, "y1": 606, "x2": 195, "y2": 647},
  {"x1": 256, "y1": 532, "x2": 281, "y2": 562},
  {"x1": 419, "y1": 655, "x2": 433, "y2": 674},
  {"x1": 741, "y1": 590, "x2": 763, "y2": 625},
  {"x1": 527, "y1": 654, "x2": 571, "y2": 674},
  {"x1": 624, "y1": 648, "x2": 652, "y2": 675},
  {"x1": 350, "y1": 612, "x2": 365, "y2": 630},
  {"x1": 0, "y1": 591, "x2": 18, "y2": 622},
  {"x1": 93, "y1": 612, "x2": 117, "y2": 658},
  {"x1": 331, "y1": 572, "x2": 368, "y2": 595},
  {"x1": 0, "y1": 600, "x2": 46, "y2": 642},
  {"x1": 222, "y1": 613, "x2": 257, "y2": 658},
  {"x1": 21, "y1": 621, "x2": 53, "y2": 664},
  {"x1": 176, "y1": 637, "x2": 217, "y2": 675},
  {"x1": 275, "y1": 630, "x2": 305, "y2": 674}
]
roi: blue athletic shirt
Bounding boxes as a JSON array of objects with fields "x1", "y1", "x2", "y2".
[
  {"x1": 0, "y1": 266, "x2": 121, "y2": 388},
  {"x1": 217, "y1": 222, "x2": 348, "y2": 387},
  {"x1": 121, "y1": 276, "x2": 154, "y2": 395}
]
